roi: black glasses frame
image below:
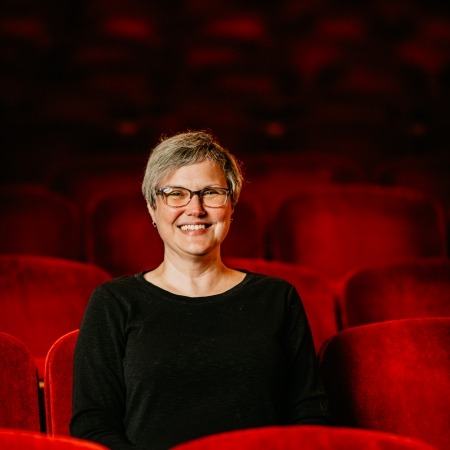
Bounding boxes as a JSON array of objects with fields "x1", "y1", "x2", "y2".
[{"x1": 156, "y1": 186, "x2": 230, "y2": 208}]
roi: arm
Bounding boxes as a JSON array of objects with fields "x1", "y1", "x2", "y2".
[
  {"x1": 282, "y1": 286, "x2": 330, "y2": 425},
  {"x1": 70, "y1": 284, "x2": 145, "y2": 450}
]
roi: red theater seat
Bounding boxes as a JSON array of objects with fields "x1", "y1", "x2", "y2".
[
  {"x1": 0, "y1": 254, "x2": 111, "y2": 378},
  {"x1": 84, "y1": 188, "x2": 165, "y2": 276},
  {"x1": 395, "y1": 37, "x2": 450, "y2": 78},
  {"x1": 293, "y1": 98, "x2": 407, "y2": 164},
  {"x1": 312, "y1": 14, "x2": 369, "y2": 45},
  {"x1": 242, "y1": 151, "x2": 367, "y2": 219},
  {"x1": 44, "y1": 330, "x2": 79, "y2": 437},
  {"x1": 374, "y1": 154, "x2": 450, "y2": 215},
  {"x1": 224, "y1": 258, "x2": 339, "y2": 351},
  {"x1": 172, "y1": 425, "x2": 436, "y2": 450},
  {"x1": 242, "y1": 151, "x2": 367, "y2": 180},
  {"x1": 161, "y1": 98, "x2": 262, "y2": 153},
  {"x1": 47, "y1": 153, "x2": 146, "y2": 210},
  {"x1": 0, "y1": 429, "x2": 108, "y2": 450},
  {"x1": 0, "y1": 331, "x2": 40, "y2": 431},
  {"x1": 0, "y1": 185, "x2": 83, "y2": 260},
  {"x1": 317, "y1": 60, "x2": 416, "y2": 102},
  {"x1": 285, "y1": 37, "x2": 345, "y2": 86},
  {"x1": 183, "y1": 10, "x2": 271, "y2": 72},
  {"x1": 341, "y1": 258, "x2": 450, "y2": 328},
  {"x1": 268, "y1": 185, "x2": 447, "y2": 288},
  {"x1": 374, "y1": 155, "x2": 450, "y2": 257},
  {"x1": 65, "y1": 6, "x2": 166, "y2": 73},
  {"x1": 319, "y1": 318, "x2": 450, "y2": 450},
  {"x1": 221, "y1": 198, "x2": 266, "y2": 260}
]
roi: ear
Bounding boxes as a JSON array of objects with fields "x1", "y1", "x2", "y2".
[{"x1": 147, "y1": 201, "x2": 156, "y2": 223}]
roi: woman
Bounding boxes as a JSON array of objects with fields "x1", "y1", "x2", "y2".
[{"x1": 71, "y1": 131, "x2": 329, "y2": 450}]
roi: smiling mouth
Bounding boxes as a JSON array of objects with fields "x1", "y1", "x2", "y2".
[{"x1": 179, "y1": 224, "x2": 209, "y2": 231}]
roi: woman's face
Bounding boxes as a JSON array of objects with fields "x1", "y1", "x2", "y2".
[{"x1": 148, "y1": 159, "x2": 233, "y2": 259}]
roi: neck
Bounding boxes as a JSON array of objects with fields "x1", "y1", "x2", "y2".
[
  {"x1": 147, "y1": 253, "x2": 229, "y2": 297},
  {"x1": 147, "y1": 254, "x2": 233, "y2": 297}
]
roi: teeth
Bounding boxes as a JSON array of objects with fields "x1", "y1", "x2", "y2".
[{"x1": 180, "y1": 224, "x2": 206, "y2": 231}]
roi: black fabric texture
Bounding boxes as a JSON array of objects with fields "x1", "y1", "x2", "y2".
[{"x1": 71, "y1": 271, "x2": 329, "y2": 450}]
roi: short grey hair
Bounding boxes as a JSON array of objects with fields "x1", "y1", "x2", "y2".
[{"x1": 142, "y1": 130, "x2": 244, "y2": 209}]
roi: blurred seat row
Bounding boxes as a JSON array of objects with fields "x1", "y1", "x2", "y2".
[
  {"x1": 172, "y1": 424, "x2": 440, "y2": 450},
  {"x1": 1, "y1": 149, "x2": 449, "y2": 448},
  {"x1": 0, "y1": 426, "x2": 437, "y2": 450},
  {"x1": 3, "y1": 0, "x2": 449, "y2": 89},
  {"x1": 1, "y1": 151, "x2": 449, "y2": 281},
  {"x1": 0, "y1": 429, "x2": 107, "y2": 450},
  {"x1": 2, "y1": 0, "x2": 450, "y2": 184},
  {"x1": 1, "y1": 253, "x2": 449, "y2": 376},
  {"x1": 1, "y1": 311, "x2": 449, "y2": 449}
]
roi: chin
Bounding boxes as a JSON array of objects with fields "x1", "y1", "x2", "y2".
[{"x1": 183, "y1": 243, "x2": 221, "y2": 257}]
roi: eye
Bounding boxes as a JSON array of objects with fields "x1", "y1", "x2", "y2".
[
  {"x1": 162, "y1": 188, "x2": 188, "y2": 198},
  {"x1": 202, "y1": 188, "x2": 221, "y2": 196},
  {"x1": 167, "y1": 189, "x2": 187, "y2": 198}
]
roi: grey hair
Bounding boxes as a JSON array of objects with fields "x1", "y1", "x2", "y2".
[{"x1": 142, "y1": 130, "x2": 244, "y2": 209}]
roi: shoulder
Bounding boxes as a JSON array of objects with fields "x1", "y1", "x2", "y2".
[
  {"x1": 90, "y1": 274, "x2": 139, "y2": 298},
  {"x1": 242, "y1": 271, "x2": 297, "y2": 292},
  {"x1": 231, "y1": 272, "x2": 307, "y2": 326},
  {"x1": 87, "y1": 273, "x2": 149, "y2": 309},
  {"x1": 82, "y1": 273, "x2": 152, "y2": 326},
  {"x1": 236, "y1": 271, "x2": 300, "y2": 305}
]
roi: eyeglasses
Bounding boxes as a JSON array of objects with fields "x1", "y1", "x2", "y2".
[{"x1": 156, "y1": 186, "x2": 230, "y2": 208}]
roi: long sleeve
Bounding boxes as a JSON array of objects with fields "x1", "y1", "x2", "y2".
[
  {"x1": 71, "y1": 283, "x2": 144, "y2": 450},
  {"x1": 282, "y1": 286, "x2": 330, "y2": 424}
]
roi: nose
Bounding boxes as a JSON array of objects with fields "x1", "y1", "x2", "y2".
[{"x1": 185, "y1": 193, "x2": 205, "y2": 216}]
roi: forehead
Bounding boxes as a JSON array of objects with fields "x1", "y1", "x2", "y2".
[{"x1": 160, "y1": 159, "x2": 227, "y2": 188}]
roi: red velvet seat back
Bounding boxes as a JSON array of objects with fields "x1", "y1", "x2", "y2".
[
  {"x1": 0, "y1": 331, "x2": 40, "y2": 431},
  {"x1": 374, "y1": 155, "x2": 450, "y2": 256},
  {"x1": 84, "y1": 188, "x2": 165, "y2": 276},
  {"x1": 0, "y1": 254, "x2": 111, "y2": 377},
  {"x1": 224, "y1": 257, "x2": 339, "y2": 351},
  {"x1": 220, "y1": 197, "x2": 266, "y2": 260},
  {"x1": 268, "y1": 185, "x2": 447, "y2": 283},
  {"x1": 0, "y1": 185, "x2": 83, "y2": 260},
  {"x1": 0, "y1": 429, "x2": 108, "y2": 449},
  {"x1": 47, "y1": 154, "x2": 146, "y2": 210},
  {"x1": 44, "y1": 330, "x2": 79, "y2": 437},
  {"x1": 242, "y1": 151, "x2": 366, "y2": 220},
  {"x1": 319, "y1": 318, "x2": 450, "y2": 450},
  {"x1": 341, "y1": 258, "x2": 450, "y2": 327},
  {"x1": 374, "y1": 154, "x2": 450, "y2": 214},
  {"x1": 172, "y1": 425, "x2": 436, "y2": 450}
]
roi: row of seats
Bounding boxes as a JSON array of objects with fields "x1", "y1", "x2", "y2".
[
  {"x1": 1, "y1": 172, "x2": 448, "y2": 282},
  {"x1": 4, "y1": 1, "x2": 449, "y2": 95},
  {"x1": 0, "y1": 429, "x2": 106, "y2": 450},
  {"x1": 0, "y1": 425, "x2": 438, "y2": 450},
  {"x1": 1, "y1": 253, "x2": 449, "y2": 380},
  {"x1": 3, "y1": 0, "x2": 449, "y2": 94},
  {"x1": 172, "y1": 425, "x2": 438, "y2": 450},
  {"x1": 2, "y1": 0, "x2": 449, "y2": 182},
  {"x1": 2, "y1": 317, "x2": 449, "y2": 449},
  {"x1": 41, "y1": 151, "x2": 450, "y2": 211},
  {"x1": 0, "y1": 255, "x2": 110, "y2": 378},
  {"x1": 224, "y1": 257, "x2": 450, "y2": 347}
]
